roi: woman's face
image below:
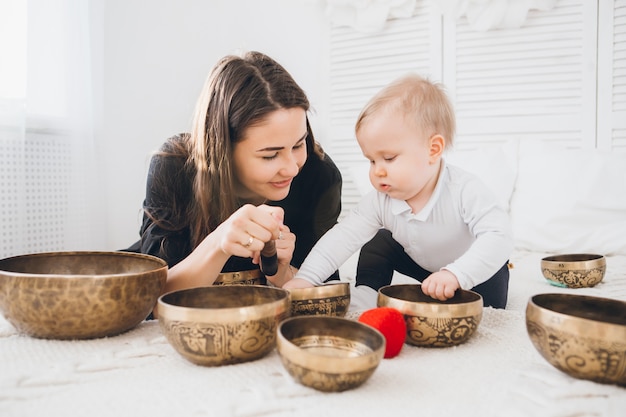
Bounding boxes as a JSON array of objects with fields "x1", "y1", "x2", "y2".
[{"x1": 233, "y1": 107, "x2": 308, "y2": 203}]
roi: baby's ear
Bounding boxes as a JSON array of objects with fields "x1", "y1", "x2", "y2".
[{"x1": 429, "y1": 134, "x2": 445, "y2": 162}]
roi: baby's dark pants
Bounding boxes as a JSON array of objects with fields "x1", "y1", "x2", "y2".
[{"x1": 356, "y1": 229, "x2": 510, "y2": 309}]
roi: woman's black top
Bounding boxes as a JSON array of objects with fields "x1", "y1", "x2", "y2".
[{"x1": 126, "y1": 134, "x2": 342, "y2": 280}]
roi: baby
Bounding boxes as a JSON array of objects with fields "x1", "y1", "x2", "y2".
[{"x1": 283, "y1": 74, "x2": 513, "y2": 309}]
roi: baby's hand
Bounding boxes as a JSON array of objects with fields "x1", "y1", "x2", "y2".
[
  {"x1": 421, "y1": 270, "x2": 460, "y2": 301},
  {"x1": 282, "y1": 277, "x2": 315, "y2": 289}
]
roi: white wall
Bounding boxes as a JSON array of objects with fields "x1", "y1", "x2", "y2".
[{"x1": 98, "y1": 0, "x2": 330, "y2": 250}]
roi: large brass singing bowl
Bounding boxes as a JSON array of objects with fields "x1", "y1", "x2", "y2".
[
  {"x1": 526, "y1": 293, "x2": 626, "y2": 386},
  {"x1": 158, "y1": 285, "x2": 290, "y2": 366},
  {"x1": 377, "y1": 284, "x2": 483, "y2": 347},
  {"x1": 288, "y1": 282, "x2": 350, "y2": 317},
  {"x1": 276, "y1": 316, "x2": 385, "y2": 392},
  {"x1": 541, "y1": 254, "x2": 606, "y2": 288},
  {"x1": 0, "y1": 251, "x2": 167, "y2": 339}
]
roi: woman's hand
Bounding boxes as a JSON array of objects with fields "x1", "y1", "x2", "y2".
[
  {"x1": 164, "y1": 204, "x2": 287, "y2": 297},
  {"x1": 215, "y1": 203, "x2": 296, "y2": 287},
  {"x1": 420, "y1": 270, "x2": 460, "y2": 301},
  {"x1": 215, "y1": 204, "x2": 285, "y2": 258}
]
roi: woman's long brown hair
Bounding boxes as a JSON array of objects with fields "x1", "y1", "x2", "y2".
[{"x1": 157, "y1": 51, "x2": 324, "y2": 249}]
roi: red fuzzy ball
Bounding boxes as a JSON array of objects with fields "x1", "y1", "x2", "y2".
[{"x1": 358, "y1": 307, "x2": 406, "y2": 358}]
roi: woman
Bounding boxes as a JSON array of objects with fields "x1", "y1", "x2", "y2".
[{"x1": 128, "y1": 51, "x2": 342, "y2": 298}]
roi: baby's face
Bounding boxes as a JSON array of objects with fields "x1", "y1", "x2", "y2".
[{"x1": 356, "y1": 111, "x2": 443, "y2": 207}]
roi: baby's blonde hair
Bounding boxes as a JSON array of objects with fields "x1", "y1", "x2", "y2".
[{"x1": 355, "y1": 74, "x2": 456, "y2": 148}]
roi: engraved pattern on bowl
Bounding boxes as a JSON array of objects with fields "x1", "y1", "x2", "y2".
[
  {"x1": 158, "y1": 285, "x2": 290, "y2": 366},
  {"x1": 213, "y1": 269, "x2": 266, "y2": 286},
  {"x1": 288, "y1": 282, "x2": 350, "y2": 317},
  {"x1": 540, "y1": 254, "x2": 606, "y2": 288},
  {"x1": 0, "y1": 251, "x2": 167, "y2": 340},
  {"x1": 276, "y1": 316, "x2": 385, "y2": 392},
  {"x1": 377, "y1": 284, "x2": 483, "y2": 347},
  {"x1": 526, "y1": 293, "x2": 626, "y2": 386}
]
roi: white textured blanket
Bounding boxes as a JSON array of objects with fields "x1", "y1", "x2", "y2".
[{"x1": 1, "y1": 251, "x2": 625, "y2": 417}]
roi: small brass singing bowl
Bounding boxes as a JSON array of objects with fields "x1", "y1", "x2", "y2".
[
  {"x1": 158, "y1": 285, "x2": 290, "y2": 366},
  {"x1": 0, "y1": 251, "x2": 167, "y2": 340},
  {"x1": 276, "y1": 316, "x2": 385, "y2": 392},
  {"x1": 541, "y1": 254, "x2": 606, "y2": 288},
  {"x1": 526, "y1": 293, "x2": 626, "y2": 386},
  {"x1": 213, "y1": 269, "x2": 266, "y2": 286},
  {"x1": 288, "y1": 282, "x2": 350, "y2": 317},
  {"x1": 377, "y1": 284, "x2": 483, "y2": 348}
]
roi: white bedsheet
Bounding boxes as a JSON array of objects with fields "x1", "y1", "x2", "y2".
[{"x1": 1, "y1": 251, "x2": 625, "y2": 417}]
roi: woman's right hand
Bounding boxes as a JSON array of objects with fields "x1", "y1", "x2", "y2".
[
  {"x1": 163, "y1": 204, "x2": 285, "y2": 296},
  {"x1": 215, "y1": 204, "x2": 284, "y2": 257}
]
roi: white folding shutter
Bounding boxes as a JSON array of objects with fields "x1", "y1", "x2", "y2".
[
  {"x1": 329, "y1": 0, "x2": 440, "y2": 217},
  {"x1": 443, "y1": 0, "x2": 598, "y2": 150},
  {"x1": 598, "y1": 0, "x2": 626, "y2": 150}
]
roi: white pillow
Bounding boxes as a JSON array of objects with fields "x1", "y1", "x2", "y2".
[
  {"x1": 445, "y1": 139, "x2": 519, "y2": 212},
  {"x1": 510, "y1": 143, "x2": 626, "y2": 255}
]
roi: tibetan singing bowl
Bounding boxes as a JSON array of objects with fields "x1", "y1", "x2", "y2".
[
  {"x1": 276, "y1": 316, "x2": 385, "y2": 392},
  {"x1": 0, "y1": 251, "x2": 167, "y2": 339},
  {"x1": 377, "y1": 284, "x2": 483, "y2": 347},
  {"x1": 158, "y1": 285, "x2": 290, "y2": 366},
  {"x1": 526, "y1": 293, "x2": 626, "y2": 386},
  {"x1": 213, "y1": 269, "x2": 265, "y2": 286},
  {"x1": 541, "y1": 254, "x2": 606, "y2": 288},
  {"x1": 288, "y1": 282, "x2": 350, "y2": 317}
]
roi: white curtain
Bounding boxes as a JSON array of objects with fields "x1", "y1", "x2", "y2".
[
  {"x1": 325, "y1": 0, "x2": 417, "y2": 33},
  {"x1": 0, "y1": 0, "x2": 104, "y2": 259},
  {"x1": 325, "y1": 0, "x2": 558, "y2": 32}
]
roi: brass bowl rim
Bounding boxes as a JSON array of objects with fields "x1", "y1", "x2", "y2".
[
  {"x1": 541, "y1": 253, "x2": 606, "y2": 268},
  {"x1": 526, "y1": 293, "x2": 626, "y2": 342},
  {"x1": 378, "y1": 284, "x2": 483, "y2": 317},
  {"x1": 214, "y1": 268, "x2": 263, "y2": 284},
  {"x1": 526, "y1": 293, "x2": 626, "y2": 345},
  {"x1": 288, "y1": 282, "x2": 350, "y2": 301},
  {"x1": 0, "y1": 250, "x2": 167, "y2": 278},
  {"x1": 158, "y1": 285, "x2": 290, "y2": 322},
  {"x1": 276, "y1": 315, "x2": 385, "y2": 373}
]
